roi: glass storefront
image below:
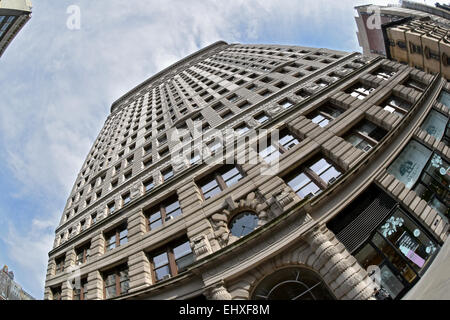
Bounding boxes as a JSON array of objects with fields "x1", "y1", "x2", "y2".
[
  {"x1": 355, "y1": 207, "x2": 439, "y2": 300},
  {"x1": 387, "y1": 140, "x2": 449, "y2": 220}
]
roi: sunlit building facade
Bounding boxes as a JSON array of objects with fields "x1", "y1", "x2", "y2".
[{"x1": 44, "y1": 41, "x2": 449, "y2": 300}]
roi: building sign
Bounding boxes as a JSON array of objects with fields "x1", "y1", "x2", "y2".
[
  {"x1": 387, "y1": 140, "x2": 432, "y2": 189},
  {"x1": 397, "y1": 232, "x2": 425, "y2": 268}
]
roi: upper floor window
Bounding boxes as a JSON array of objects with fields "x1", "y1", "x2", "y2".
[
  {"x1": 258, "y1": 128, "x2": 300, "y2": 163},
  {"x1": 373, "y1": 68, "x2": 396, "y2": 80},
  {"x1": 344, "y1": 120, "x2": 387, "y2": 152},
  {"x1": 105, "y1": 224, "x2": 128, "y2": 251},
  {"x1": 149, "y1": 239, "x2": 194, "y2": 283},
  {"x1": 284, "y1": 156, "x2": 342, "y2": 200},
  {"x1": 404, "y1": 79, "x2": 427, "y2": 92},
  {"x1": 197, "y1": 166, "x2": 244, "y2": 201},
  {"x1": 75, "y1": 242, "x2": 91, "y2": 266},
  {"x1": 103, "y1": 265, "x2": 129, "y2": 299},
  {"x1": 346, "y1": 83, "x2": 376, "y2": 100},
  {"x1": 307, "y1": 103, "x2": 345, "y2": 128},
  {"x1": 55, "y1": 256, "x2": 65, "y2": 274},
  {"x1": 144, "y1": 196, "x2": 182, "y2": 231},
  {"x1": 381, "y1": 96, "x2": 412, "y2": 116},
  {"x1": 52, "y1": 287, "x2": 62, "y2": 301}
]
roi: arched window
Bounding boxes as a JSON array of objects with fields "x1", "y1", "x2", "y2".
[
  {"x1": 251, "y1": 267, "x2": 335, "y2": 300},
  {"x1": 229, "y1": 211, "x2": 258, "y2": 238}
]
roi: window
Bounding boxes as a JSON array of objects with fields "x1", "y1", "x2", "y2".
[
  {"x1": 258, "y1": 128, "x2": 300, "y2": 163},
  {"x1": 252, "y1": 267, "x2": 335, "y2": 300},
  {"x1": 284, "y1": 156, "x2": 342, "y2": 199},
  {"x1": 344, "y1": 120, "x2": 387, "y2": 152},
  {"x1": 421, "y1": 109, "x2": 449, "y2": 144},
  {"x1": 105, "y1": 224, "x2": 128, "y2": 251},
  {"x1": 354, "y1": 208, "x2": 439, "y2": 299},
  {"x1": 307, "y1": 103, "x2": 345, "y2": 127},
  {"x1": 346, "y1": 83, "x2": 376, "y2": 100},
  {"x1": 55, "y1": 256, "x2": 65, "y2": 274},
  {"x1": 75, "y1": 243, "x2": 91, "y2": 265},
  {"x1": 52, "y1": 287, "x2": 62, "y2": 301},
  {"x1": 144, "y1": 196, "x2": 182, "y2": 231},
  {"x1": 221, "y1": 110, "x2": 234, "y2": 120},
  {"x1": 122, "y1": 192, "x2": 131, "y2": 206},
  {"x1": 279, "y1": 98, "x2": 294, "y2": 109},
  {"x1": 124, "y1": 170, "x2": 132, "y2": 181},
  {"x1": 149, "y1": 239, "x2": 195, "y2": 283},
  {"x1": 382, "y1": 96, "x2": 412, "y2": 116},
  {"x1": 108, "y1": 201, "x2": 116, "y2": 214},
  {"x1": 90, "y1": 213, "x2": 97, "y2": 226},
  {"x1": 255, "y1": 112, "x2": 269, "y2": 124},
  {"x1": 104, "y1": 265, "x2": 129, "y2": 299},
  {"x1": 238, "y1": 100, "x2": 252, "y2": 109},
  {"x1": 387, "y1": 140, "x2": 449, "y2": 219},
  {"x1": 229, "y1": 211, "x2": 258, "y2": 237},
  {"x1": 161, "y1": 167, "x2": 174, "y2": 182},
  {"x1": 74, "y1": 278, "x2": 89, "y2": 300},
  {"x1": 111, "y1": 179, "x2": 118, "y2": 189},
  {"x1": 197, "y1": 166, "x2": 244, "y2": 200},
  {"x1": 374, "y1": 68, "x2": 396, "y2": 80},
  {"x1": 144, "y1": 178, "x2": 154, "y2": 192},
  {"x1": 235, "y1": 124, "x2": 250, "y2": 136},
  {"x1": 404, "y1": 79, "x2": 427, "y2": 92}
]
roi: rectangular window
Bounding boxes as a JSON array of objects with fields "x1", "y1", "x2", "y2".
[
  {"x1": 108, "y1": 202, "x2": 116, "y2": 214},
  {"x1": 421, "y1": 109, "x2": 449, "y2": 144},
  {"x1": 52, "y1": 287, "x2": 62, "y2": 301},
  {"x1": 197, "y1": 166, "x2": 244, "y2": 201},
  {"x1": 55, "y1": 256, "x2": 65, "y2": 274},
  {"x1": 105, "y1": 224, "x2": 128, "y2": 251},
  {"x1": 144, "y1": 196, "x2": 182, "y2": 231},
  {"x1": 404, "y1": 79, "x2": 426, "y2": 92},
  {"x1": 344, "y1": 120, "x2": 387, "y2": 152},
  {"x1": 307, "y1": 103, "x2": 345, "y2": 127},
  {"x1": 382, "y1": 96, "x2": 412, "y2": 116},
  {"x1": 373, "y1": 68, "x2": 396, "y2": 80},
  {"x1": 258, "y1": 128, "x2": 300, "y2": 163},
  {"x1": 104, "y1": 265, "x2": 129, "y2": 299},
  {"x1": 284, "y1": 156, "x2": 342, "y2": 199},
  {"x1": 73, "y1": 278, "x2": 88, "y2": 300},
  {"x1": 122, "y1": 192, "x2": 131, "y2": 206},
  {"x1": 161, "y1": 167, "x2": 174, "y2": 182},
  {"x1": 254, "y1": 112, "x2": 269, "y2": 124},
  {"x1": 149, "y1": 239, "x2": 195, "y2": 283},
  {"x1": 346, "y1": 83, "x2": 376, "y2": 100},
  {"x1": 75, "y1": 243, "x2": 91, "y2": 265}
]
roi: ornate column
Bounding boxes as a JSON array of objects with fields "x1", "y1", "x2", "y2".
[
  {"x1": 305, "y1": 227, "x2": 375, "y2": 300},
  {"x1": 90, "y1": 232, "x2": 105, "y2": 258}
]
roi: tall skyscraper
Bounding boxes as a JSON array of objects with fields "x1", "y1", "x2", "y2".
[
  {"x1": 44, "y1": 41, "x2": 449, "y2": 300},
  {"x1": 0, "y1": 0, "x2": 32, "y2": 58}
]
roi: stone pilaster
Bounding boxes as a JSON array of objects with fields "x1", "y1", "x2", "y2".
[
  {"x1": 128, "y1": 251, "x2": 152, "y2": 293},
  {"x1": 305, "y1": 227, "x2": 375, "y2": 300},
  {"x1": 86, "y1": 270, "x2": 103, "y2": 300},
  {"x1": 44, "y1": 287, "x2": 52, "y2": 300},
  {"x1": 47, "y1": 259, "x2": 56, "y2": 277},
  {"x1": 90, "y1": 232, "x2": 105, "y2": 258},
  {"x1": 61, "y1": 279, "x2": 72, "y2": 300},
  {"x1": 127, "y1": 210, "x2": 147, "y2": 242},
  {"x1": 64, "y1": 249, "x2": 76, "y2": 270}
]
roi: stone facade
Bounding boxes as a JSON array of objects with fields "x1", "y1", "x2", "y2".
[{"x1": 45, "y1": 41, "x2": 449, "y2": 300}]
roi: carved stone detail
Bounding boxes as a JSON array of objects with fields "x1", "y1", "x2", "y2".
[
  {"x1": 191, "y1": 234, "x2": 213, "y2": 259},
  {"x1": 210, "y1": 192, "x2": 269, "y2": 248},
  {"x1": 207, "y1": 282, "x2": 232, "y2": 300}
]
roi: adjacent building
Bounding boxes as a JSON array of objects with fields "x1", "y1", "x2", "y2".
[
  {"x1": 355, "y1": 1, "x2": 450, "y2": 80},
  {"x1": 44, "y1": 40, "x2": 449, "y2": 300},
  {"x1": 0, "y1": 265, "x2": 34, "y2": 300},
  {"x1": 0, "y1": 0, "x2": 32, "y2": 58}
]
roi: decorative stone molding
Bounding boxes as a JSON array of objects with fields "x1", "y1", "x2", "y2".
[
  {"x1": 130, "y1": 182, "x2": 142, "y2": 200},
  {"x1": 266, "y1": 185, "x2": 296, "y2": 216},
  {"x1": 190, "y1": 234, "x2": 213, "y2": 259},
  {"x1": 206, "y1": 281, "x2": 232, "y2": 300},
  {"x1": 210, "y1": 192, "x2": 269, "y2": 248}
]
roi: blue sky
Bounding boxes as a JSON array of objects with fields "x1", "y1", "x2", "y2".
[{"x1": 0, "y1": 0, "x2": 437, "y2": 299}]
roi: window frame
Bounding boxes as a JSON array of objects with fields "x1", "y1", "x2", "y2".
[
  {"x1": 103, "y1": 264, "x2": 129, "y2": 299},
  {"x1": 197, "y1": 165, "x2": 244, "y2": 201},
  {"x1": 104, "y1": 224, "x2": 128, "y2": 252}
]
